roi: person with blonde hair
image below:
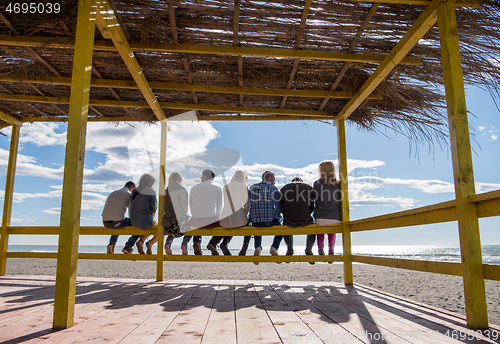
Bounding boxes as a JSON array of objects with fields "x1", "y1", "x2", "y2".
[
  {"x1": 218, "y1": 170, "x2": 250, "y2": 256},
  {"x1": 162, "y1": 172, "x2": 191, "y2": 255},
  {"x1": 306, "y1": 161, "x2": 342, "y2": 264}
]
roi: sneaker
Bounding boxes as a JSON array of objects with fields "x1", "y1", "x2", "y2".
[
  {"x1": 318, "y1": 249, "x2": 325, "y2": 256},
  {"x1": 122, "y1": 246, "x2": 133, "y2": 254},
  {"x1": 220, "y1": 243, "x2": 232, "y2": 256},
  {"x1": 305, "y1": 248, "x2": 315, "y2": 265},
  {"x1": 270, "y1": 246, "x2": 281, "y2": 264},
  {"x1": 328, "y1": 248, "x2": 334, "y2": 264},
  {"x1": 145, "y1": 241, "x2": 153, "y2": 255},
  {"x1": 107, "y1": 243, "x2": 115, "y2": 254},
  {"x1": 136, "y1": 241, "x2": 145, "y2": 254},
  {"x1": 164, "y1": 244, "x2": 172, "y2": 255},
  {"x1": 238, "y1": 243, "x2": 248, "y2": 256},
  {"x1": 181, "y1": 244, "x2": 188, "y2": 255},
  {"x1": 193, "y1": 243, "x2": 203, "y2": 255},
  {"x1": 253, "y1": 247, "x2": 262, "y2": 265},
  {"x1": 207, "y1": 243, "x2": 219, "y2": 256}
]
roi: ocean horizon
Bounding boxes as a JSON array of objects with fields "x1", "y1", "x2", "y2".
[{"x1": 7, "y1": 244, "x2": 500, "y2": 265}]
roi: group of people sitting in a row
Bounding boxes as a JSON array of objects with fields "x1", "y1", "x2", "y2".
[{"x1": 101, "y1": 160, "x2": 342, "y2": 264}]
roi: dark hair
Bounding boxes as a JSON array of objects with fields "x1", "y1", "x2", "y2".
[
  {"x1": 202, "y1": 169, "x2": 215, "y2": 180},
  {"x1": 124, "y1": 181, "x2": 135, "y2": 189},
  {"x1": 262, "y1": 170, "x2": 274, "y2": 181},
  {"x1": 291, "y1": 177, "x2": 303, "y2": 182}
]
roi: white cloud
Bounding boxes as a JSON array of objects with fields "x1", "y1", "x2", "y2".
[
  {"x1": 42, "y1": 209, "x2": 60, "y2": 215},
  {"x1": 18, "y1": 122, "x2": 67, "y2": 147},
  {"x1": 0, "y1": 148, "x2": 64, "y2": 179},
  {"x1": 479, "y1": 126, "x2": 485, "y2": 131},
  {"x1": 490, "y1": 135, "x2": 498, "y2": 141}
]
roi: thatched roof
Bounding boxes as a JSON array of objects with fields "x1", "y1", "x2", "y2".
[{"x1": 1, "y1": 0, "x2": 499, "y2": 144}]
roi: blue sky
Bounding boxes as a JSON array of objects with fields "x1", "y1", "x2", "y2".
[{"x1": 0, "y1": 85, "x2": 499, "y2": 247}]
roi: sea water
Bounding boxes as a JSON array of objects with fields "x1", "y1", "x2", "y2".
[{"x1": 8, "y1": 244, "x2": 500, "y2": 264}]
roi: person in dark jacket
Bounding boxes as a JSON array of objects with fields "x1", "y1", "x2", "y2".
[
  {"x1": 273, "y1": 177, "x2": 315, "y2": 261},
  {"x1": 127, "y1": 173, "x2": 158, "y2": 254},
  {"x1": 307, "y1": 161, "x2": 342, "y2": 264}
]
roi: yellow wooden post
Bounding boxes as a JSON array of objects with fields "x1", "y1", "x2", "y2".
[
  {"x1": 52, "y1": 0, "x2": 96, "y2": 330},
  {"x1": 156, "y1": 121, "x2": 167, "y2": 281},
  {"x1": 337, "y1": 119, "x2": 353, "y2": 284},
  {"x1": 437, "y1": 0, "x2": 488, "y2": 328},
  {"x1": 0, "y1": 124, "x2": 20, "y2": 275}
]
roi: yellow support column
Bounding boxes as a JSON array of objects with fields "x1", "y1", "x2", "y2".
[
  {"x1": 337, "y1": 119, "x2": 353, "y2": 284},
  {"x1": 156, "y1": 121, "x2": 167, "y2": 281},
  {"x1": 52, "y1": 0, "x2": 96, "y2": 330},
  {"x1": 0, "y1": 124, "x2": 20, "y2": 275},
  {"x1": 438, "y1": 0, "x2": 488, "y2": 328}
]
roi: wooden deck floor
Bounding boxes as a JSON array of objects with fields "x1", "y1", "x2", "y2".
[{"x1": 1, "y1": 275, "x2": 499, "y2": 344}]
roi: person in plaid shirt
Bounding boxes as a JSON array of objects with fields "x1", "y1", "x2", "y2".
[{"x1": 248, "y1": 171, "x2": 282, "y2": 264}]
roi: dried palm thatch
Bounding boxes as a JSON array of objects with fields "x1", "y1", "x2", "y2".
[{"x1": 0, "y1": 0, "x2": 499, "y2": 148}]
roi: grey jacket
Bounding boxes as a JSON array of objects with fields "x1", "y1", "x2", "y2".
[{"x1": 313, "y1": 179, "x2": 342, "y2": 221}]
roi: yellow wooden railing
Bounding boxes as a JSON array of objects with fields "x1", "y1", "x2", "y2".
[{"x1": 5, "y1": 189, "x2": 500, "y2": 282}]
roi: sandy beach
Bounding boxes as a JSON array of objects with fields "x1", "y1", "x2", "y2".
[{"x1": 5, "y1": 258, "x2": 500, "y2": 326}]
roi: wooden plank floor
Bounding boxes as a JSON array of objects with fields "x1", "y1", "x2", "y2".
[{"x1": 1, "y1": 275, "x2": 499, "y2": 344}]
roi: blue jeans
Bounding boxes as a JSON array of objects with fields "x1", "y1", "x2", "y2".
[
  {"x1": 252, "y1": 218, "x2": 281, "y2": 249},
  {"x1": 104, "y1": 218, "x2": 139, "y2": 246},
  {"x1": 272, "y1": 217, "x2": 313, "y2": 253}
]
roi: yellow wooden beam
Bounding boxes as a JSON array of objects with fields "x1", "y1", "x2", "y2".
[
  {"x1": 483, "y1": 264, "x2": 500, "y2": 282},
  {"x1": 156, "y1": 121, "x2": 167, "y2": 281},
  {"x1": 52, "y1": 0, "x2": 96, "y2": 330},
  {"x1": 0, "y1": 34, "x2": 421, "y2": 66},
  {"x1": 352, "y1": 255, "x2": 463, "y2": 276},
  {"x1": 20, "y1": 114, "x2": 335, "y2": 123},
  {"x1": 0, "y1": 75, "x2": 383, "y2": 100},
  {"x1": 472, "y1": 190, "x2": 500, "y2": 219},
  {"x1": 347, "y1": 0, "x2": 480, "y2": 6},
  {"x1": 335, "y1": 0, "x2": 441, "y2": 122},
  {"x1": 94, "y1": 0, "x2": 166, "y2": 121},
  {"x1": 0, "y1": 92, "x2": 330, "y2": 118},
  {"x1": 6, "y1": 249, "x2": 498, "y2": 280},
  {"x1": 0, "y1": 124, "x2": 19, "y2": 275},
  {"x1": 337, "y1": 119, "x2": 353, "y2": 285},
  {"x1": 0, "y1": 110, "x2": 22, "y2": 126},
  {"x1": 349, "y1": 200, "x2": 458, "y2": 232},
  {"x1": 438, "y1": 0, "x2": 487, "y2": 329}
]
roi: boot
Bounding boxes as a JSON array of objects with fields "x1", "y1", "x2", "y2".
[
  {"x1": 107, "y1": 242, "x2": 115, "y2": 254},
  {"x1": 146, "y1": 235, "x2": 157, "y2": 254},
  {"x1": 136, "y1": 235, "x2": 149, "y2": 254}
]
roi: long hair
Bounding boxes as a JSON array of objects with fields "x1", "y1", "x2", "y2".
[
  {"x1": 318, "y1": 161, "x2": 337, "y2": 185},
  {"x1": 168, "y1": 172, "x2": 183, "y2": 184}
]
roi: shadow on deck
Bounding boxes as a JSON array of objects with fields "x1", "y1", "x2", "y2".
[{"x1": 0, "y1": 275, "x2": 499, "y2": 344}]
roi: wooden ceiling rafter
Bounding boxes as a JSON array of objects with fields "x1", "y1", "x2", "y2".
[
  {"x1": 280, "y1": 0, "x2": 313, "y2": 109},
  {"x1": 319, "y1": 2, "x2": 379, "y2": 111},
  {"x1": 233, "y1": 0, "x2": 243, "y2": 108},
  {"x1": 0, "y1": 92, "x2": 330, "y2": 118},
  {"x1": 350, "y1": 0, "x2": 479, "y2": 6},
  {"x1": 334, "y1": 0, "x2": 441, "y2": 122},
  {"x1": 166, "y1": 0, "x2": 201, "y2": 117},
  {"x1": 0, "y1": 75, "x2": 382, "y2": 100},
  {"x1": 94, "y1": 0, "x2": 167, "y2": 121},
  {"x1": 0, "y1": 13, "x2": 70, "y2": 118},
  {"x1": 0, "y1": 34, "x2": 421, "y2": 65}
]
